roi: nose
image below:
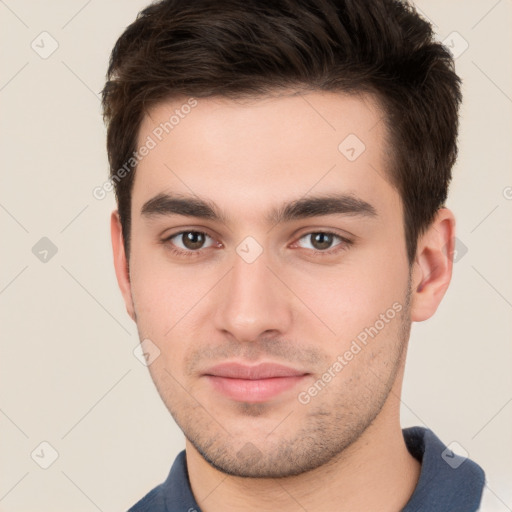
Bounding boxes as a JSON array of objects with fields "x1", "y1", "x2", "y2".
[{"x1": 213, "y1": 250, "x2": 293, "y2": 343}]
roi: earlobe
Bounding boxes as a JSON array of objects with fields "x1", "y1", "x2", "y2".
[
  {"x1": 110, "y1": 210, "x2": 136, "y2": 322},
  {"x1": 410, "y1": 208, "x2": 456, "y2": 322}
]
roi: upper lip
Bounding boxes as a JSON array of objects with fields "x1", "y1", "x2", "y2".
[{"x1": 203, "y1": 362, "x2": 308, "y2": 380}]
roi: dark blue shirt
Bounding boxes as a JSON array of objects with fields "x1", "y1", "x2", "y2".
[{"x1": 128, "y1": 426, "x2": 485, "y2": 511}]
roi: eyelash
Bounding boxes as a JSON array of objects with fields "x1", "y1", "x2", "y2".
[{"x1": 160, "y1": 230, "x2": 353, "y2": 258}]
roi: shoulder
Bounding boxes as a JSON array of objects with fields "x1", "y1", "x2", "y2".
[
  {"x1": 128, "y1": 484, "x2": 167, "y2": 512},
  {"x1": 402, "y1": 426, "x2": 486, "y2": 512},
  {"x1": 126, "y1": 450, "x2": 200, "y2": 512}
]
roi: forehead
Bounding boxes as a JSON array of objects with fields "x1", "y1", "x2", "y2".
[{"x1": 132, "y1": 91, "x2": 399, "y2": 221}]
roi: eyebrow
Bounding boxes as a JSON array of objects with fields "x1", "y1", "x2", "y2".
[{"x1": 141, "y1": 192, "x2": 377, "y2": 225}]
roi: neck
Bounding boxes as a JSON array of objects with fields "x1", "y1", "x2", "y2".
[{"x1": 186, "y1": 369, "x2": 420, "y2": 512}]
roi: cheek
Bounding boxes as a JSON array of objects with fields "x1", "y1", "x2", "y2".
[
  {"x1": 285, "y1": 255, "x2": 407, "y2": 345},
  {"x1": 127, "y1": 244, "x2": 209, "y2": 399},
  {"x1": 129, "y1": 247, "x2": 222, "y2": 342}
]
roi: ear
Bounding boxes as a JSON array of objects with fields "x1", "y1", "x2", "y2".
[
  {"x1": 111, "y1": 210, "x2": 136, "y2": 322},
  {"x1": 410, "y1": 208, "x2": 456, "y2": 322}
]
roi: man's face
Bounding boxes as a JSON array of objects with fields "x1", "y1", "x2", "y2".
[{"x1": 121, "y1": 91, "x2": 412, "y2": 477}]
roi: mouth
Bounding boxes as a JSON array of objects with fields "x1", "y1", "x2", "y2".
[{"x1": 202, "y1": 362, "x2": 310, "y2": 403}]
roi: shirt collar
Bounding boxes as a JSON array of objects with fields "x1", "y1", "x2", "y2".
[{"x1": 159, "y1": 427, "x2": 485, "y2": 512}]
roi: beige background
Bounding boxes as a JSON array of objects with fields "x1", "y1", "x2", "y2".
[{"x1": 1, "y1": 1, "x2": 511, "y2": 510}]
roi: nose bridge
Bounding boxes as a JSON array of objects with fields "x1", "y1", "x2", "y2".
[{"x1": 213, "y1": 247, "x2": 291, "y2": 341}]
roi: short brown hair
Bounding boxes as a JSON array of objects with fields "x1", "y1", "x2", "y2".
[{"x1": 101, "y1": 0, "x2": 462, "y2": 263}]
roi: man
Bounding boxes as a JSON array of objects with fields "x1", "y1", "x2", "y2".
[{"x1": 101, "y1": 0, "x2": 486, "y2": 510}]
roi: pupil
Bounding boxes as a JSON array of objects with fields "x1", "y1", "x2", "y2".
[
  {"x1": 312, "y1": 233, "x2": 332, "y2": 250},
  {"x1": 183, "y1": 232, "x2": 204, "y2": 250}
]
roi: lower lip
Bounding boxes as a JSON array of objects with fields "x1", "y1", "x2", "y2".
[{"x1": 205, "y1": 375, "x2": 307, "y2": 403}]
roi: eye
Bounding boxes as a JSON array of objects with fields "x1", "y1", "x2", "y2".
[
  {"x1": 161, "y1": 229, "x2": 351, "y2": 258},
  {"x1": 165, "y1": 230, "x2": 217, "y2": 253},
  {"x1": 295, "y1": 231, "x2": 350, "y2": 253}
]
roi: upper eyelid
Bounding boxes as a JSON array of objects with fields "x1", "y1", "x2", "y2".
[
  {"x1": 166, "y1": 230, "x2": 217, "y2": 246},
  {"x1": 296, "y1": 230, "x2": 349, "y2": 240},
  {"x1": 164, "y1": 228, "x2": 215, "y2": 241},
  {"x1": 292, "y1": 231, "x2": 351, "y2": 250}
]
